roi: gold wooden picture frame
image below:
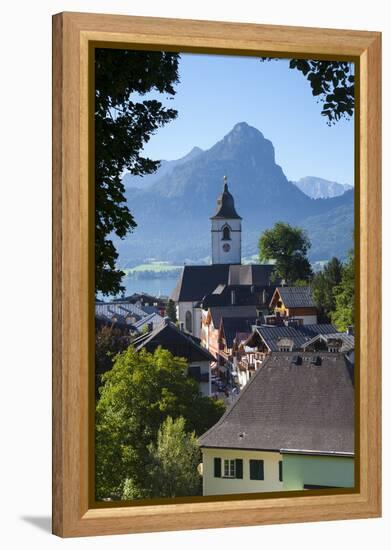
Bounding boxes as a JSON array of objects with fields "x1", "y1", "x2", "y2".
[{"x1": 52, "y1": 12, "x2": 381, "y2": 538}]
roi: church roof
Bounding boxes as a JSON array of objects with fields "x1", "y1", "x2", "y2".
[
  {"x1": 171, "y1": 265, "x2": 230, "y2": 302},
  {"x1": 171, "y1": 264, "x2": 276, "y2": 303},
  {"x1": 228, "y1": 264, "x2": 276, "y2": 286},
  {"x1": 199, "y1": 351, "x2": 354, "y2": 454},
  {"x1": 210, "y1": 179, "x2": 242, "y2": 220}
]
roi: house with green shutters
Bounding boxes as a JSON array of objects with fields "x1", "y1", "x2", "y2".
[{"x1": 198, "y1": 351, "x2": 354, "y2": 496}]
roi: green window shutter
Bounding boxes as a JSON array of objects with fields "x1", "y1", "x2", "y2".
[
  {"x1": 235, "y1": 459, "x2": 243, "y2": 479},
  {"x1": 250, "y1": 459, "x2": 264, "y2": 480},
  {"x1": 279, "y1": 460, "x2": 283, "y2": 482},
  {"x1": 214, "y1": 457, "x2": 221, "y2": 478}
]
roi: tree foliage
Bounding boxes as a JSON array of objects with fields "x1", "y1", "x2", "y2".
[
  {"x1": 95, "y1": 346, "x2": 224, "y2": 500},
  {"x1": 312, "y1": 257, "x2": 344, "y2": 322},
  {"x1": 95, "y1": 324, "x2": 131, "y2": 399},
  {"x1": 262, "y1": 58, "x2": 354, "y2": 124},
  {"x1": 122, "y1": 416, "x2": 201, "y2": 499},
  {"x1": 331, "y1": 250, "x2": 355, "y2": 331},
  {"x1": 166, "y1": 299, "x2": 177, "y2": 323},
  {"x1": 95, "y1": 49, "x2": 180, "y2": 295},
  {"x1": 258, "y1": 222, "x2": 312, "y2": 285},
  {"x1": 290, "y1": 59, "x2": 354, "y2": 124}
]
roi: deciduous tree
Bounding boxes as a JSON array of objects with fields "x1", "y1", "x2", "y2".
[
  {"x1": 331, "y1": 250, "x2": 355, "y2": 331},
  {"x1": 262, "y1": 58, "x2": 354, "y2": 124},
  {"x1": 122, "y1": 416, "x2": 201, "y2": 499},
  {"x1": 95, "y1": 49, "x2": 180, "y2": 295},
  {"x1": 258, "y1": 222, "x2": 312, "y2": 285},
  {"x1": 166, "y1": 299, "x2": 177, "y2": 323},
  {"x1": 312, "y1": 257, "x2": 344, "y2": 322},
  {"x1": 95, "y1": 346, "x2": 224, "y2": 499}
]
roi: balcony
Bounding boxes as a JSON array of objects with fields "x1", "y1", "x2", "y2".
[{"x1": 239, "y1": 351, "x2": 267, "y2": 370}]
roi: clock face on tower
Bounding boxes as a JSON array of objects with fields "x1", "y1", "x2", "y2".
[{"x1": 222, "y1": 243, "x2": 231, "y2": 253}]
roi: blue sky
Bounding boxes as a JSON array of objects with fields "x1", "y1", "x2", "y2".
[{"x1": 139, "y1": 53, "x2": 354, "y2": 186}]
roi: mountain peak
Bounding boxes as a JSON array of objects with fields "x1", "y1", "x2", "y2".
[
  {"x1": 212, "y1": 122, "x2": 274, "y2": 166},
  {"x1": 230, "y1": 121, "x2": 264, "y2": 138}
]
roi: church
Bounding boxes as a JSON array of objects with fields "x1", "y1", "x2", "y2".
[{"x1": 171, "y1": 177, "x2": 276, "y2": 339}]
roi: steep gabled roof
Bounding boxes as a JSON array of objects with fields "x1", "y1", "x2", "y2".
[
  {"x1": 133, "y1": 318, "x2": 214, "y2": 362},
  {"x1": 199, "y1": 352, "x2": 354, "y2": 454},
  {"x1": 271, "y1": 286, "x2": 316, "y2": 309},
  {"x1": 171, "y1": 265, "x2": 230, "y2": 302},
  {"x1": 220, "y1": 317, "x2": 257, "y2": 348}
]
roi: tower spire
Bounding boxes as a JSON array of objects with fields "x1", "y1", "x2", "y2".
[{"x1": 210, "y1": 176, "x2": 242, "y2": 265}]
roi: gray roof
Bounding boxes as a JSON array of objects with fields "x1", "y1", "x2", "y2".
[
  {"x1": 171, "y1": 264, "x2": 276, "y2": 302},
  {"x1": 95, "y1": 301, "x2": 149, "y2": 323},
  {"x1": 171, "y1": 265, "x2": 230, "y2": 302},
  {"x1": 132, "y1": 312, "x2": 164, "y2": 332},
  {"x1": 228, "y1": 264, "x2": 277, "y2": 286},
  {"x1": 302, "y1": 332, "x2": 355, "y2": 353},
  {"x1": 210, "y1": 181, "x2": 242, "y2": 220},
  {"x1": 220, "y1": 317, "x2": 257, "y2": 348},
  {"x1": 199, "y1": 352, "x2": 354, "y2": 454},
  {"x1": 209, "y1": 305, "x2": 258, "y2": 328},
  {"x1": 133, "y1": 318, "x2": 215, "y2": 362},
  {"x1": 273, "y1": 286, "x2": 316, "y2": 308},
  {"x1": 254, "y1": 323, "x2": 337, "y2": 352}
]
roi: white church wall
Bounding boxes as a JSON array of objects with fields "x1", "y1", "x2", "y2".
[{"x1": 177, "y1": 301, "x2": 193, "y2": 333}]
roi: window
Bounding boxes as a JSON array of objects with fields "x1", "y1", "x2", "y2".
[
  {"x1": 279, "y1": 460, "x2": 283, "y2": 482},
  {"x1": 215, "y1": 458, "x2": 243, "y2": 479},
  {"x1": 188, "y1": 366, "x2": 201, "y2": 382},
  {"x1": 222, "y1": 225, "x2": 231, "y2": 241},
  {"x1": 249, "y1": 459, "x2": 264, "y2": 480},
  {"x1": 185, "y1": 310, "x2": 192, "y2": 333},
  {"x1": 223, "y1": 459, "x2": 236, "y2": 478}
]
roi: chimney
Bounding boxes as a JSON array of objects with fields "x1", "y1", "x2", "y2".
[
  {"x1": 347, "y1": 325, "x2": 354, "y2": 336},
  {"x1": 231, "y1": 290, "x2": 236, "y2": 305}
]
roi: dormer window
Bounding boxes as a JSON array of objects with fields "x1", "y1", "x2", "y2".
[{"x1": 222, "y1": 225, "x2": 231, "y2": 241}]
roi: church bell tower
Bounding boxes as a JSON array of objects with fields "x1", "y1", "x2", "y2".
[{"x1": 210, "y1": 176, "x2": 242, "y2": 265}]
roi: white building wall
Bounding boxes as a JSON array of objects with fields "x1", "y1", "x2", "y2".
[
  {"x1": 193, "y1": 307, "x2": 203, "y2": 339},
  {"x1": 189, "y1": 360, "x2": 211, "y2": 397},
  {"x1": 211, "y1": 218, "x2": 241, "y2": 264},
  {"x1": 177, "y1": 302, "x2": 203, "y2": 339},
  {"x1": 201, "y1": 448, "x2": 283, "y2": 496}
]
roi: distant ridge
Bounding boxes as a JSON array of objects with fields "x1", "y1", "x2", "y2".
[{"x1": 292, "y1": 176, "x2": 352, "y2": 199}]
